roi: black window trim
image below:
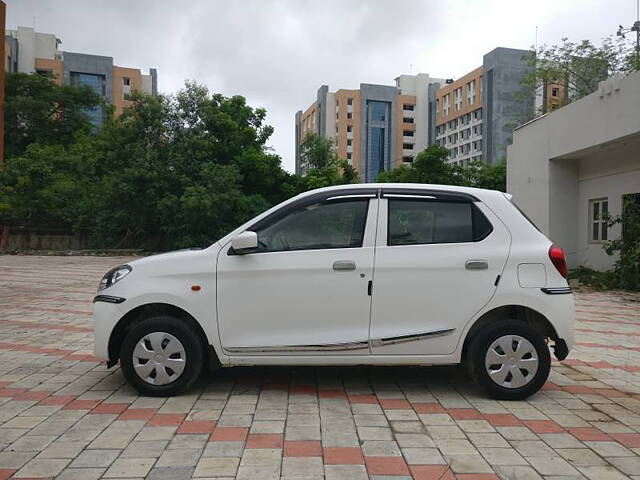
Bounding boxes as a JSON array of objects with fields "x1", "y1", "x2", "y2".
[
  {"x1": 229, "y1": 188, "x2": 377, "y2": 255},
  {"x1": 385, "y1": 196, "x2": 493, "y2": 247}
]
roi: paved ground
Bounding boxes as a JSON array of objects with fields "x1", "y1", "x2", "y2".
[{"x1": 0, "y1": 256, "x2": 640, "y2": 480}]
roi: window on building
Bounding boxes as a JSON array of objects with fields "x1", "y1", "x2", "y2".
[
  {"x1": 347, "y1": 139, "x2": 352, "y2": 146},
  {"x1": 347, "y1": 152, "x2": 352, "y2": 160},
  {"x1": 347, "y1": 98, "x2": 353, "y2": 105},
  {"x1": 403, "y1": 104, "x2": 414, "y2": 111},
  {"x1": 123, "y1": 77, "x2": 131, "y2": 86},
  {"x1": 467, "y1": 79, "x2": 476, "y2": 104},
  {"x1": 402, "y1": 156, "x2": 413, "y2": 163},
  {"x1": 589, "y1": 198, "x2": 609, "y2": 242},
  {"x1": 454, "y1": 87, "x2": 462, "y2": 111},
  {"x1": 402, "y1": 143, "x2": 414, "y2": 150},
  {"x1": 347, "y1": 125, "x2": 352, "y2": 133},
  {"x1": 403, "y1": 117, "x2": 414, "y2": 124},
  {"x1": 403, "y1": 130, "x2": 414, "y2": 137},
  {"x1": 551, "y1": 87, "x2": 559, "y2": 97},
  {"x1": 347, "y1": 112, "x2": 353, "y2": 119}
]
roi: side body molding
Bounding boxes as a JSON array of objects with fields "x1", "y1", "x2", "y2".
[{"x1": 224, "y1": 328, "x2": 456, "y2": 354}]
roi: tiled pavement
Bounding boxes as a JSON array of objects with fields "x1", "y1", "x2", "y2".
[{"x1": 0, "y1": 256, "x2": 640, "y2": 480}]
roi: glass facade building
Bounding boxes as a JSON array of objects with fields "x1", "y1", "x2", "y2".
[
  {"x1": 366, "y1": 101, "x2": 390, "y2": 181},
  {"x1": 70, "y1": 72, "x2": 106, "y2": 127}
]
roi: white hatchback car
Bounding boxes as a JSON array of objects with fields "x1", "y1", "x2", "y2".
[{"x1": 93, "y1": 184, "x2": 574, "y2": 400}]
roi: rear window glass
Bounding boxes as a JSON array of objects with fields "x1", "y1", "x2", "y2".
[{"x1": 388, "y1": 199, "x2": 492, "y2": 246}]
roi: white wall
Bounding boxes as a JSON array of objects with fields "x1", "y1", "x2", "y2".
[
  {"x1": 15, "y1": 27, "x2": 36, "y2": 73},
  {"x1": 396, "y1": 73, "x2": 445, "y2": 154},
  {"x1": 507, "y1": 70, "x2": 640, "y2": 270},
  {"x1": 34, "y1": 32, "x2": 59, "y2": 60},
  {"x1": 575, "y1": 151, "x2": 640, "y2": 270},
  {"x1": 8, "y1": 27, "x2": 60, "y2": 73}
]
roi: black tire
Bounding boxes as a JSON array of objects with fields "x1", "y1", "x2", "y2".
[
  {"x1": 466, "y1": 321, "x2": 550, "y2": 400},
  {"x1": 120, "y1": 315, "x2": 205, "y2": 397}
]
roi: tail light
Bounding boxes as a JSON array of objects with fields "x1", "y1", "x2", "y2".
[{"x1": 548, "y1": 245, "x2": 568, "y2": 279}]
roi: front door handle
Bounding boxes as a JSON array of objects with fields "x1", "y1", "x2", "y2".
[
  {"x1": 466, "y1": 260, "x2": 488, "y2": 270},
  {"x1": 333, "y1": 260, "x2": 356, "y2": 271}
]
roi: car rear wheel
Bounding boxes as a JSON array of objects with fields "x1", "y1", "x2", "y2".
[
  {"x1": 120, "y1": 315, "x2": 204, "y2": 397},
  {"x1": 467, "y1": 321, "x2": 550, "y2": 400}
]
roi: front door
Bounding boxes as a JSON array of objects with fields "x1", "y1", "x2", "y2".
[
  {"x1": 217, "y1": 193, "x2": 377, "y2": 355},
  {"x1": 370, "y1": 191, "x2": 510, "y2": 355}
]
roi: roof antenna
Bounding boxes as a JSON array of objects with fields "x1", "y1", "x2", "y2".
[{"x1": 409, "y1": 63, "x2": 413, "y2": 74}]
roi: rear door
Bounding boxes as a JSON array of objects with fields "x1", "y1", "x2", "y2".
[{"x1": 370, "y1": 190, "x2": 510, "y2": 355}]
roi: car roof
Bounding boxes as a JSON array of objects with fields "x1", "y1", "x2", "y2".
[{"x1": 296, "y1": 183, "x2": 504, "y2": 200}]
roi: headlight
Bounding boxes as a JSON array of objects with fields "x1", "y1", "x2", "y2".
[{"x1": 98, "y1": 265, "x2": 132, "y2": 292}]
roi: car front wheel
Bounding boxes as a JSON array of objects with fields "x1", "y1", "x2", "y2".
[
  {"x1": 467, "y1": 321, "x2": 550, "y2": 400},
  {"x1": 120, "y1": 316, "x2": 204, "y2": 397}
]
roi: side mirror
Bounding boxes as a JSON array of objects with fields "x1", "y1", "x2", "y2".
[{"x1": 231, "y1": 231, "x2": 258, "y2": 254}]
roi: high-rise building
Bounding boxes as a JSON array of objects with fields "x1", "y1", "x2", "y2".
[
  {"x1": 5, "y1": 26, "x2": 157, "y2": 126},
  {"x1": 295, "y1": 73, "x2": 445, "y2": 181},
  {"x1": 433, "y1": 47, "x2": 537, "y2": 166}
]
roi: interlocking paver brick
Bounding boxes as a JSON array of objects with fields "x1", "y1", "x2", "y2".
[
  {"x1": 283, "y1": 440, "x2": 322, "y2": 456},
  {"x1": 2, "y1": 256, "x2": 640, "y2": 479}
]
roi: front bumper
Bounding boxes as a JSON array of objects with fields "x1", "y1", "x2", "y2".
[{"x1": 93, "y1": 300, "x2": 125, "y2": 361}]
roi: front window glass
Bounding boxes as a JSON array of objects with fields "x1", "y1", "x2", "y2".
[{"x1": 255, "y1": 199, "x2": 368, "y2": 252}]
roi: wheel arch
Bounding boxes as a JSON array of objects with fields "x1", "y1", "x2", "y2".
[
  {"x1": 461, "y1": 304, "x2": 563, "y2": 361},
  {"x1": 108, "y1": 302, "x2": 220, "y2": 370}
]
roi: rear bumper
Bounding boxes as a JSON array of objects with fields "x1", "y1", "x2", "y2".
[{"x1": 547, "y1": 292, "x2": 575, "y2": 355}]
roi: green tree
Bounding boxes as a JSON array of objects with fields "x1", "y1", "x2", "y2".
[
  {"x1": 299, "y1": 132, "x2": 359, "y2": 188},
  {"x1": 74, "y1": 85, "x2": 298, "y2": 249},
  {"x1": 520, "y1": 36, "x2": 639, "y2": 118},
  {"x1": 377, "y1": 145, "x2": 506, "y2": 192},
  {"x1": 0, "y1": 82, "x2": 303, "y2": 250},
  {"x1": 456, "y1": 160, "x2": 507, "y2": 192},
  {"x1": 378, "y1": 145, "x2": 458, "y2": 184},
  {"x1": 4, "y1": 72, "x2": 105, "y2": 158},
  {"x1": 604, "y1": 196, "x2": 640, "y2": 290}
]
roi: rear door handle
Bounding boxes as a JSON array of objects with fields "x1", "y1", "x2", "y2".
[
  {"x1": 333, "y1": 260, "x2": 356, "y2": 271},
  {"x1": 466, "y1": 260, "x2": 488, "y2": 270}
]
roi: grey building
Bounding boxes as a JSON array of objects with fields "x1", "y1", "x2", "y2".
[{"x1": 433, "y1": 47, "x2": 535, "y2": 166}]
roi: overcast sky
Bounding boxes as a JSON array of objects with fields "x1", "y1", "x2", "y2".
[{"x1": 6, "y1": 0, "x2": 639, "y2": 171}]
